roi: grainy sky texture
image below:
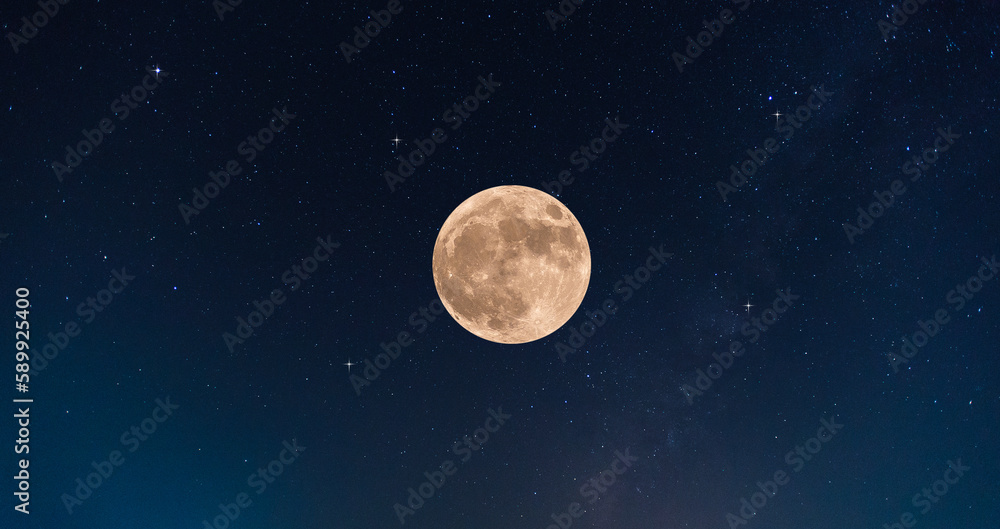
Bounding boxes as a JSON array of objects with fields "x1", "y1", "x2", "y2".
[{"x1": 1, "y1": 1, "x2": 998, "y2": 528}]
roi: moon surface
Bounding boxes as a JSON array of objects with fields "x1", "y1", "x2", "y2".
[{"x1": 432, "y1": 185, "x2": 591, "y2": 344}]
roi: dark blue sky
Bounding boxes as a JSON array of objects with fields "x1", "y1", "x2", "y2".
[{"x1": 1, "y1": 0, "x2": 998, "y2": 528}]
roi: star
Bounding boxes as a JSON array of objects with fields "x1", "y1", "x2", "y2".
[
  {"x1": 343, "y1": 358, "x2": 357, "y2": 372},
  {"x1": 392, "y1": 136, "x2": 402, "y2": 149},
  {"x1": 771, "y1": 109, "x2": 782, "y2": 125},
  {"x1": 744, "y1": 299, "x2": 754, "y2": 314},
  {"x1": 151, "y1": 65, "x2": 162, "y2": 80}
]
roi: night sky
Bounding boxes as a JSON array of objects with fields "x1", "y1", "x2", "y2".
[{"x1": 2, "y1": 0, "x2": 999, "y2": 528}]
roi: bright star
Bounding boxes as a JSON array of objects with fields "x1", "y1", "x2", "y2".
[
  {"x1": 343, "y1": 358, "x2": 357, "y2": 372},
  {"x1": 392, "y1": 136, "x2": 402, "y2": 148},
  {"x1": 771, "y1": 109, "x2": 782, "y2": 124},
  {"x1": 744, "y1": 299, "x2": 754, "y2": 314}
]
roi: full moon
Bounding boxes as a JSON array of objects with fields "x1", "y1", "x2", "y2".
[{"x1": 432, "y1": 185, "x2": 591, "y2": 344}]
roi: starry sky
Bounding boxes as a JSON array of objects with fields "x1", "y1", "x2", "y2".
[{"x1": 2, "y1": 0, "x2": 999, "y2": 528}]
